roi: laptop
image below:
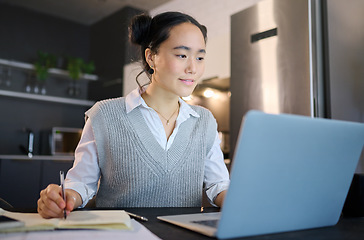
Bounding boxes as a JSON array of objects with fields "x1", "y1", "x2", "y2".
[{"x1": 157, "y1": 110, "x2": 364, "y2": 239}]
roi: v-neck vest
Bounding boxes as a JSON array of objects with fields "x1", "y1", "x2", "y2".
[{"x1": 85, "y1": 97, "x2": 217, "y2": 207}]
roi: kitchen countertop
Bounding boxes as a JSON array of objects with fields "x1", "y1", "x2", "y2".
[{"x1": 0, "y1": 155, "x2": 74, "y2": 161}]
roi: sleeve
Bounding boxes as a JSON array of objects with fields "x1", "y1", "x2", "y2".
[
  {"x1": 203, "y1": 122, "x2": 230, "y2": 206},
  {"x1": 65, "y1": 119, "x2": 100, "y2": 208}
]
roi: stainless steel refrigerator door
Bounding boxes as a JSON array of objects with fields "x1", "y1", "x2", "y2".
[
  {"x1": 326, "y1": 0, "x2": 364, "y2": 123},
  {"x1": 230, "y1": 0, "x2": 313, "y2": 158},
  {"x1": 325, "y1": 0, "x2": 364, "y2": 172}
]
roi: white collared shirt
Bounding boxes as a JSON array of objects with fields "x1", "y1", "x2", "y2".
[{"x1": 66, "y1": 88, "x2": 230, "y2": 207}]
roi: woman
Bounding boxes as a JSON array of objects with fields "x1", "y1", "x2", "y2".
[{"x1": 37, "y1": 11, "x2": 230, "y2": 219}]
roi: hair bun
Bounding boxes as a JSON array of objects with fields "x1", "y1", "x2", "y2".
[{"x1": 129, "y1": 14, "x2": 152, "y2": 46}]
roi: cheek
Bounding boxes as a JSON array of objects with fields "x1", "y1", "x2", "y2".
[
  {"x1": 159, "y1": 59, "x2": 182, "y2": 75},
  {"x1": 196, "y1": 63, "x2": 205, "y2": 78},
  {"x1": 200, "y1": 63, "x2": 205, "y2": 73}
]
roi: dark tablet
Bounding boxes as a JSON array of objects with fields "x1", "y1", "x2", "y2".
[{"x1": 0, "y1": 215, "x2": 24, "y2": 230}]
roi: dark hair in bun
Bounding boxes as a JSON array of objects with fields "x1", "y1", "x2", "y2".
[
  {"x1": 129, "y1": 11, "x2": 207, "y2": 89},
  {"x1": 129, "y1": 14, "x2": 152, "y2": 47}
]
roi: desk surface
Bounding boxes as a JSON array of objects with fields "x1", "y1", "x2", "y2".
[
  {"x1": 121, "y1": 207, "x2": 364, "y2": 240},
  {"x1": 8, "y1": 207, "x2": 364, "y2": 240}
]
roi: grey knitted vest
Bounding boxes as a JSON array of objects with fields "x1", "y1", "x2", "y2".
[{"x1": 85, "y1": 97, "x2": 217, "y2": 207}]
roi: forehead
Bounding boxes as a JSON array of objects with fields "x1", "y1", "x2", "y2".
[{"x1": 162, "y1": 22, "x2": 206, "y2": 51}]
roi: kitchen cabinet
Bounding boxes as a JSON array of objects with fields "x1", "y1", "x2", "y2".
[
  {"x1": 0, "y1": 157, "x2": 73, "y2": 209},
  {"x1": 0, "y1": 159, "x2": 41, "y2": 209},
  {"x1": 40, "y1": 160, "x2": 74, "y2": 190}
]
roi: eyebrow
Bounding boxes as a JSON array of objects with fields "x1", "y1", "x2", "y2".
[{"x1": 173, "y1": 45, "x2": 206, "y2": 53}]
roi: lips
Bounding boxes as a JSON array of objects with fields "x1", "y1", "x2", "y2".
[{"x1": 179, "y1": 78, "x2": 195, "y2": 86}]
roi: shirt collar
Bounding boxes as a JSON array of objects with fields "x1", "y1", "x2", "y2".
[
  {"x1": 125, "y1": 87, "x2": 147, "y2": 113},
  {"x1": 125, "y1": 87, "x2": 200, "y2": 119}
]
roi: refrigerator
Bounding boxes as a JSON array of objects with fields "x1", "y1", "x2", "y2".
[{"x1": 230, "y1": 0, "x2": 364, "y2": 172}]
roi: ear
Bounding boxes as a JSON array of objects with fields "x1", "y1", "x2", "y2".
[{"x1": 145, "y1": 48, "x2": 154, "y2": 67}]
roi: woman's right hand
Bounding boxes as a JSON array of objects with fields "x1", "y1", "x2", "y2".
[{"x1": 37, "y1": 184, "x2": 80, "y2": 219}]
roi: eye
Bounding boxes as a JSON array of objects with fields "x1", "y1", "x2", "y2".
[
  {"x1": 197, "y1": 57, "x2": 204, "y2": 61},
  {"x1": 176, "y1": 55, "x2": 187, "y2": 59}
]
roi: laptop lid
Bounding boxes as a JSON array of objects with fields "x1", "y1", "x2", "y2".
[{"x1": 217, "y1": 110, "x2": 364, "y2": 239}]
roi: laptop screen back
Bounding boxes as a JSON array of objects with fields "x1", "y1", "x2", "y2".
[{"x1": 217, "y1": 111, "x2": 364, "y2": 239}]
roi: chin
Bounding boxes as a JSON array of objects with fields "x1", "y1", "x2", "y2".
[
  {"x1": 178, "y1": 89, "x2": 195, "y2": 98},
  {"x1": 182, "y1": 84, "x2": 198, "y2": 96}
]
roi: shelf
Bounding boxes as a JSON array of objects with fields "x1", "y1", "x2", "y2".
[
  {"x1": 0, "y1": 58, "x2": 98, "y2": 81},
  {"x1": 0, "y1": 89, "x2": 95, "y2": 106},
  {"x1": 0, "y1": 154, "x2": 74, "y2": 161}
]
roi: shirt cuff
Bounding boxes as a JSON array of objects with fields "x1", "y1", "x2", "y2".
[
  {"x1": 205, "y1": 181, "x2": 230, "y2": 207},
  {"x1": 65, "y1": 181, "x2": 95, "y2": 208}
]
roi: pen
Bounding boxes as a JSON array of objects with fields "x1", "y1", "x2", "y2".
[
  {"x1": 59, "y1": 171, "x2": 67, "y2": 220},
  {"x1": 125, "y1": 211, "x2": 148, "y2": 222}
]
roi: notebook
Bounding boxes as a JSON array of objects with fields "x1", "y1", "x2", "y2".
[
  {"x1": 0, "y1": 209, "x2": 131, "y2": 233},
  {"x1": 157, "y1": 110, "x2": 364, "y2": 239}
]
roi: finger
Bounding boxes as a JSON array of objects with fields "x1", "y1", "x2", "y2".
[
  {"x1": 66, "y1": 193, "x2": 77, "y2": 212},
  {"x1": 38, "y1": 196, "x2": 63, "y2": 218},
  {"x1": 39, "y1": 188, "x2": 59, "y2": 213},
  {"x1": 45, "y1": 184, "x2": 66, "y2": 209},
  {"x1": 38, "y1": 185, "x2": 65, "y2": 218}
]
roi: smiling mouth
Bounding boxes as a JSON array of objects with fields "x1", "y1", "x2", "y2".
[{"x1": 179, "y1": 79, "x2": 195, "y2": 86}]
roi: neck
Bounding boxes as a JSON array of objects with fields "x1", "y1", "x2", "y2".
[{"x1": 142, "y1": 84, "x2": 180, "y2": 115}]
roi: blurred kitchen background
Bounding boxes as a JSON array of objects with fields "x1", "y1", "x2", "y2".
[{"x1": 0, "y1": 0, "x2": 363, "y2": 209}]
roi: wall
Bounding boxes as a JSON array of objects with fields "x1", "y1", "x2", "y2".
[
  {"x1": 88, "y1": 7, "x2": 144, "y2": 101},
  {"x1": 0, "y1": 3, "x2": 90, "y2": 63},
  {"x1": 0, "y1": 3, "x2": 90, "y2": 155},
  {"x1": 0, "y1": 3, "x2": 144, "y2": 155}
]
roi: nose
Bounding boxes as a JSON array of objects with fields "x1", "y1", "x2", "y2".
[{"x1": 186, "y1": 58, "x2": 197, "y2": 74}]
